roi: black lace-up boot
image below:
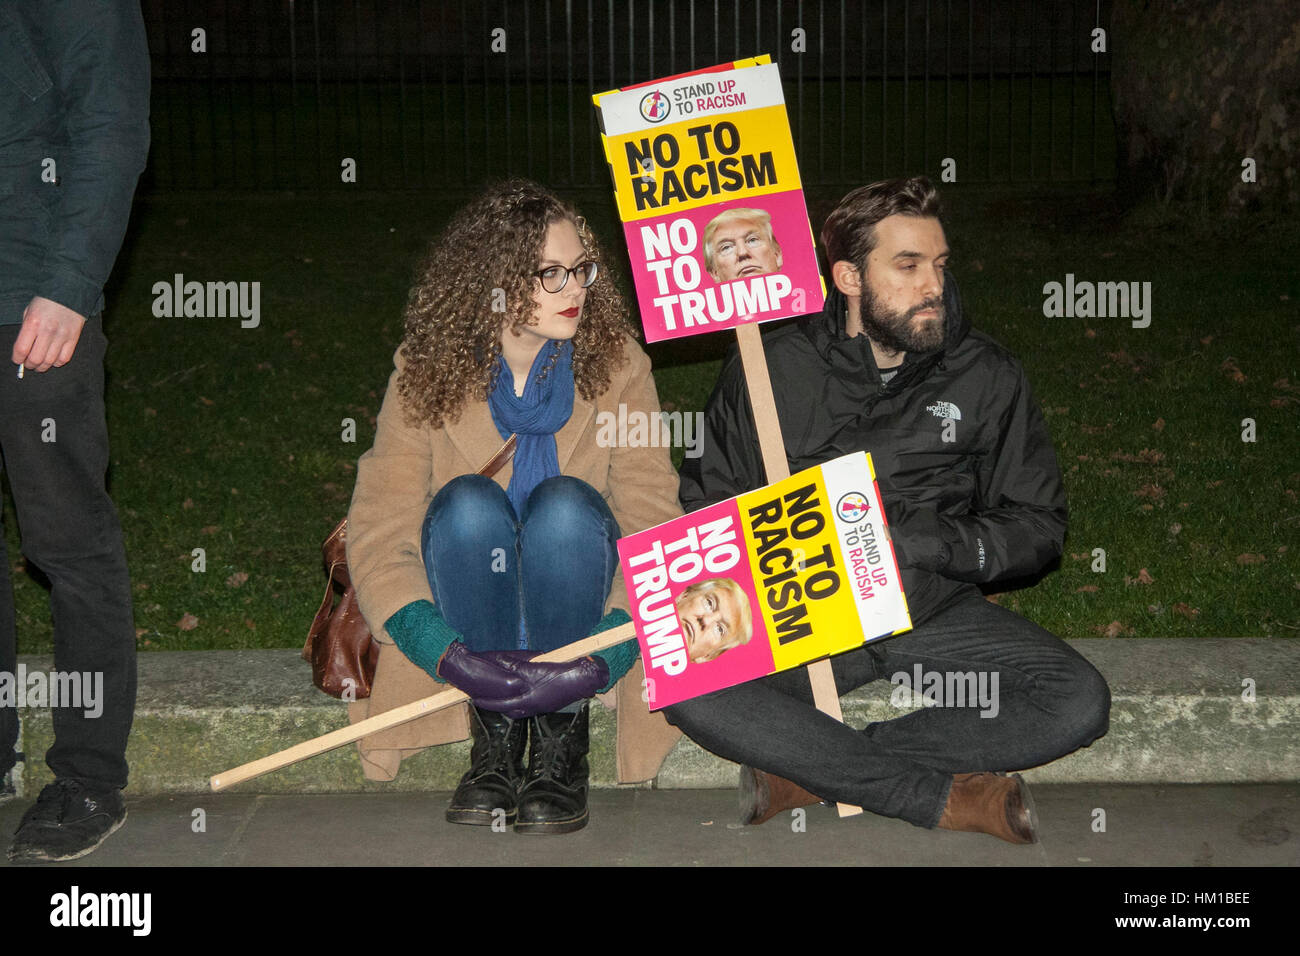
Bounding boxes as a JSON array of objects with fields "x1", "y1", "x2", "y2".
[
  {"x1": 446, "y1": 706, "x2": 527, "y2": 826},
  {"x1": 515, "y1": 704, "x2": 590, "y2": 834}
]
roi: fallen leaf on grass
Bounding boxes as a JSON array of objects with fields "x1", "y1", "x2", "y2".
[
  {"x1": 1134, "y1": 483, "x2": 1166, "y2": 502},
  {"x1": 1152, "y1": 418, "x2": 1166, "y2": 432},
  {"x1": 1075, "y1": 585, "x2": 1100, "y2": 593},
  {"x1": 1220, "y1": 358, "x2": 1246, "y2": 384},
  {"x1": 198, "y1": 396, "x2": 215, "y2": 406},
  {"x1": 177, "y1": 613, "x2": 199, "y2": 631},
  {"x1": 1172, "y1": 602, "x2": 1200, "y2": 619},
  {"x1": 1110, "y1": 448, "x2": 1166, "y2": 464},
  {"x1": 1125, "y1": 568, "x2": 1155, "y2": 586},
  {"x1": 225, "y1": 571, "x2": 249, "y2": 588},
  {"x1": 1101, "y1": 620, "x2": 1130, "y2": 638},
  {"x1": 200, "y1": 525, "x2": 220, "y2": 535},
  {"x1": 1236, "y1": 553, "x2": 1266, "y2": 565}
]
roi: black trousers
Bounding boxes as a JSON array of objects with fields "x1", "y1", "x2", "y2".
[
  {"x1": 663, "y1": 592, "x2": 1111, "y2": 828},
  {"x1": 0, "y1": 314, "x2": 136, "y2": 790}
]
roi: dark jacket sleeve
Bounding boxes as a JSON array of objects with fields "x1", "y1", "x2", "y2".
[
  {"x1": 37, "y1": 2, "x2": 151, "y2": 317},
  {"x1": 677, "y1": 349, "x2": 768, "y2": 513},
  {"x1": 906, "y1": 367, "x2": 1067, "y2": 584}
]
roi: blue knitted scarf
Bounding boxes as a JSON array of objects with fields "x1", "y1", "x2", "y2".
[{"x1": 488, "y1": 339, "x2": 575, "y2": 517}]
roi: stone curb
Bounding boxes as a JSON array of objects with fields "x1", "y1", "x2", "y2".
[{"x1": 11, "y1": 638, "x2": 1297, "y2": 794}]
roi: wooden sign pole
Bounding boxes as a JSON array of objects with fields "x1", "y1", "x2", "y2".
[
  {"x1": 735, "y1": 323, "x2": 863, "y2": 817},
  {"x1": 209, "y1": 622, "x2": 637, "y2": 792}
]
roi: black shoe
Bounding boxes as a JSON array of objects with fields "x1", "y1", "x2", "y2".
[
  {"x1": 515, "y1": 704, "x2": 590, "y2": 835},
  {"x1": 8, "y1": 779, "x2": 127, "y2": 863},
  {"x1": 446, "y1": 706, "x2": 527, "y2": 827}
]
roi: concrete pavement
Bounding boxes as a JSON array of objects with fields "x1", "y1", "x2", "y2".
[{"x1": 3, "y1": 783, "x2": 1296, "y2": 867}]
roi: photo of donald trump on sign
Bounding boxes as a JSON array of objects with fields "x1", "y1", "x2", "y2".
[
  {"x1": 703, "y1": 207, "x2": 784, "y2": 283},
  {"x1": 674, "y1": 577, "x2": 755, "y2": 663}
]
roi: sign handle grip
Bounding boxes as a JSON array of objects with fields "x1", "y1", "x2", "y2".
[{"x1": 736, "y1": 324, "x2": 863, "y2": 817}]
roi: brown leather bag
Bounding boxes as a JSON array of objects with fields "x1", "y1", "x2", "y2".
[{"x1": 303, "y1": 434, "x2": 518, "y2": 699}]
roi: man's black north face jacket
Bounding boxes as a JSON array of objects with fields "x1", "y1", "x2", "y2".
[
  {"x1": 0, "y1": 2, "x2": 150, "y2": 326},
  {"x1": 678, "y1": 277, "x2": 1067, "y2": 626}
]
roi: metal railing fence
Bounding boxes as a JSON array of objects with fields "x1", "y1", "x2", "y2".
[{"x1": 141, "y1": 0, "x2": 1114, "y2": 192}]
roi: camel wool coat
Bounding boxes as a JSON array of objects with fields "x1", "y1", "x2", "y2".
[{"x1": 344, "y1": 335, "x2": 683, "y2": 782}]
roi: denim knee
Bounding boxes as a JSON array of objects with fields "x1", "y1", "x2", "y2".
[
  {"x1": 1073, "y1": 663, "x2": 1112, "y2": 745},
  {"x1": 1055, "y1": 658, "x2": 1112, "y2": 750},
  {"x1": 519, "y1": 476, "x2": 619, "y2": 543},
  {"x1": 421, "y1": 474, "x2": 515, "y2": 556}
]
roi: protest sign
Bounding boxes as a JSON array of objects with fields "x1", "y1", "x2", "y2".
[
  {"x1": 599, "y1": 55, "x2": 864, "y2": 813},
  {"x1": 618, "y1": 452, "x2": 911, "y2": 711},
  {"x1": 593, "y1": 55, "x2": 824, "y2": 342}
]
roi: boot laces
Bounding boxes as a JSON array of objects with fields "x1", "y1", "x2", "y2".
[
  {"x1": 31, "y1": 779, "x2": 85, "y2": 824},
  {"x1": 530, "y1": 723, "x2": 570, "y2": 781},
  {"x1": 484, "y1": 731, "x2": 518, "y2": 776}
]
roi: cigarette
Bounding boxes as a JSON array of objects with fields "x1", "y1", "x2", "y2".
[{"x1": 17, "y1": 363, "x2": 23, "y2": 379}]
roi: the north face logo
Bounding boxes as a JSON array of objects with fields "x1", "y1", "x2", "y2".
[{"x1": 926, "y1": 401, "x2": 961, "y2": 420}]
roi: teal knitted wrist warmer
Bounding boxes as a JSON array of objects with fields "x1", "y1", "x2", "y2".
[
  {"x1": 589, "y1": 608, "x2": 637, "y2": 694},
  {"x1": 384, "y1": 600, "x2": 461, "y2": 682}
]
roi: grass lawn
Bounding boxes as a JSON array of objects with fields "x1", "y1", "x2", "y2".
[{"x1": 3, "y1": 184, "x2": 1296, "y2": 654}]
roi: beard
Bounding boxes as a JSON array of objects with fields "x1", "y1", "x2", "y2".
[{"x1": 859, "y1": 282, "x2": 947, "y2": 356}]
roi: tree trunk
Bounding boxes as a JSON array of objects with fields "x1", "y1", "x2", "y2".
[{"x1": 1110, "y1": 1, "x2": 1300, "y2": 214}]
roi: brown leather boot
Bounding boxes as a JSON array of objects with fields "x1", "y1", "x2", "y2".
[
  {"x1": 937, "y1": 772, "x2": 1038, "y2": 844},
  {"x1": 738, "y1": 766, "x2": 824, "y2": 826}
]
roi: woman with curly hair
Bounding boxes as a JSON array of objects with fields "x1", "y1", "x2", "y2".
[{"x1": 345, "y1": 180, "x2": 683, "y2": 834}]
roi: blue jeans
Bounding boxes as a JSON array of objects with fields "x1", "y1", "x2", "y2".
[
  {"x1": 420, "y1": 475, "x2": 620, "y2": 653},
  {"x1": 662, "y1": 593, "x2": 1111, "y2": 828}
]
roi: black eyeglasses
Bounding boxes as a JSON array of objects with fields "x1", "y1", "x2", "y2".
[{"x1": 531, "y1": 260, "x2": 599, "y2": 294}]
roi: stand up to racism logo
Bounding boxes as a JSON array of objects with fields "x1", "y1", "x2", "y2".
[{"x1": 639, "y1": 89, "x2": 671, "y2": 122}]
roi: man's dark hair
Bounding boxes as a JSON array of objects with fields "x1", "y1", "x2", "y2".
[{"x1": 820, "y1": 176, "x2": 943, "y2": 269}]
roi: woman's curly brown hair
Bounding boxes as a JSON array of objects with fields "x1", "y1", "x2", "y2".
[{"x1": 397, "y1": 179, "x2": 637, "y2": 429}]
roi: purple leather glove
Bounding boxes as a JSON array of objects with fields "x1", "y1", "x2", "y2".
[
  {"x1": 435, "y1": 642, "x2": 527, "y2": 703},
  {"x1": 471, "y1": 652, "x2": 611, "y2": 719}
]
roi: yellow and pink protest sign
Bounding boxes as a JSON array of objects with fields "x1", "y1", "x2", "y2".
[
  {"x1": 594, "y1": 56, "x2": 825, "y2": 343},
  {"x1": 617, "y1": 453, "x2": 912, "y2": 710}
]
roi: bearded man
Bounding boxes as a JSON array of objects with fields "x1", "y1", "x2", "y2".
[{"x1": 669, "y1": 177, "x2": 1110, "y2": 844}]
